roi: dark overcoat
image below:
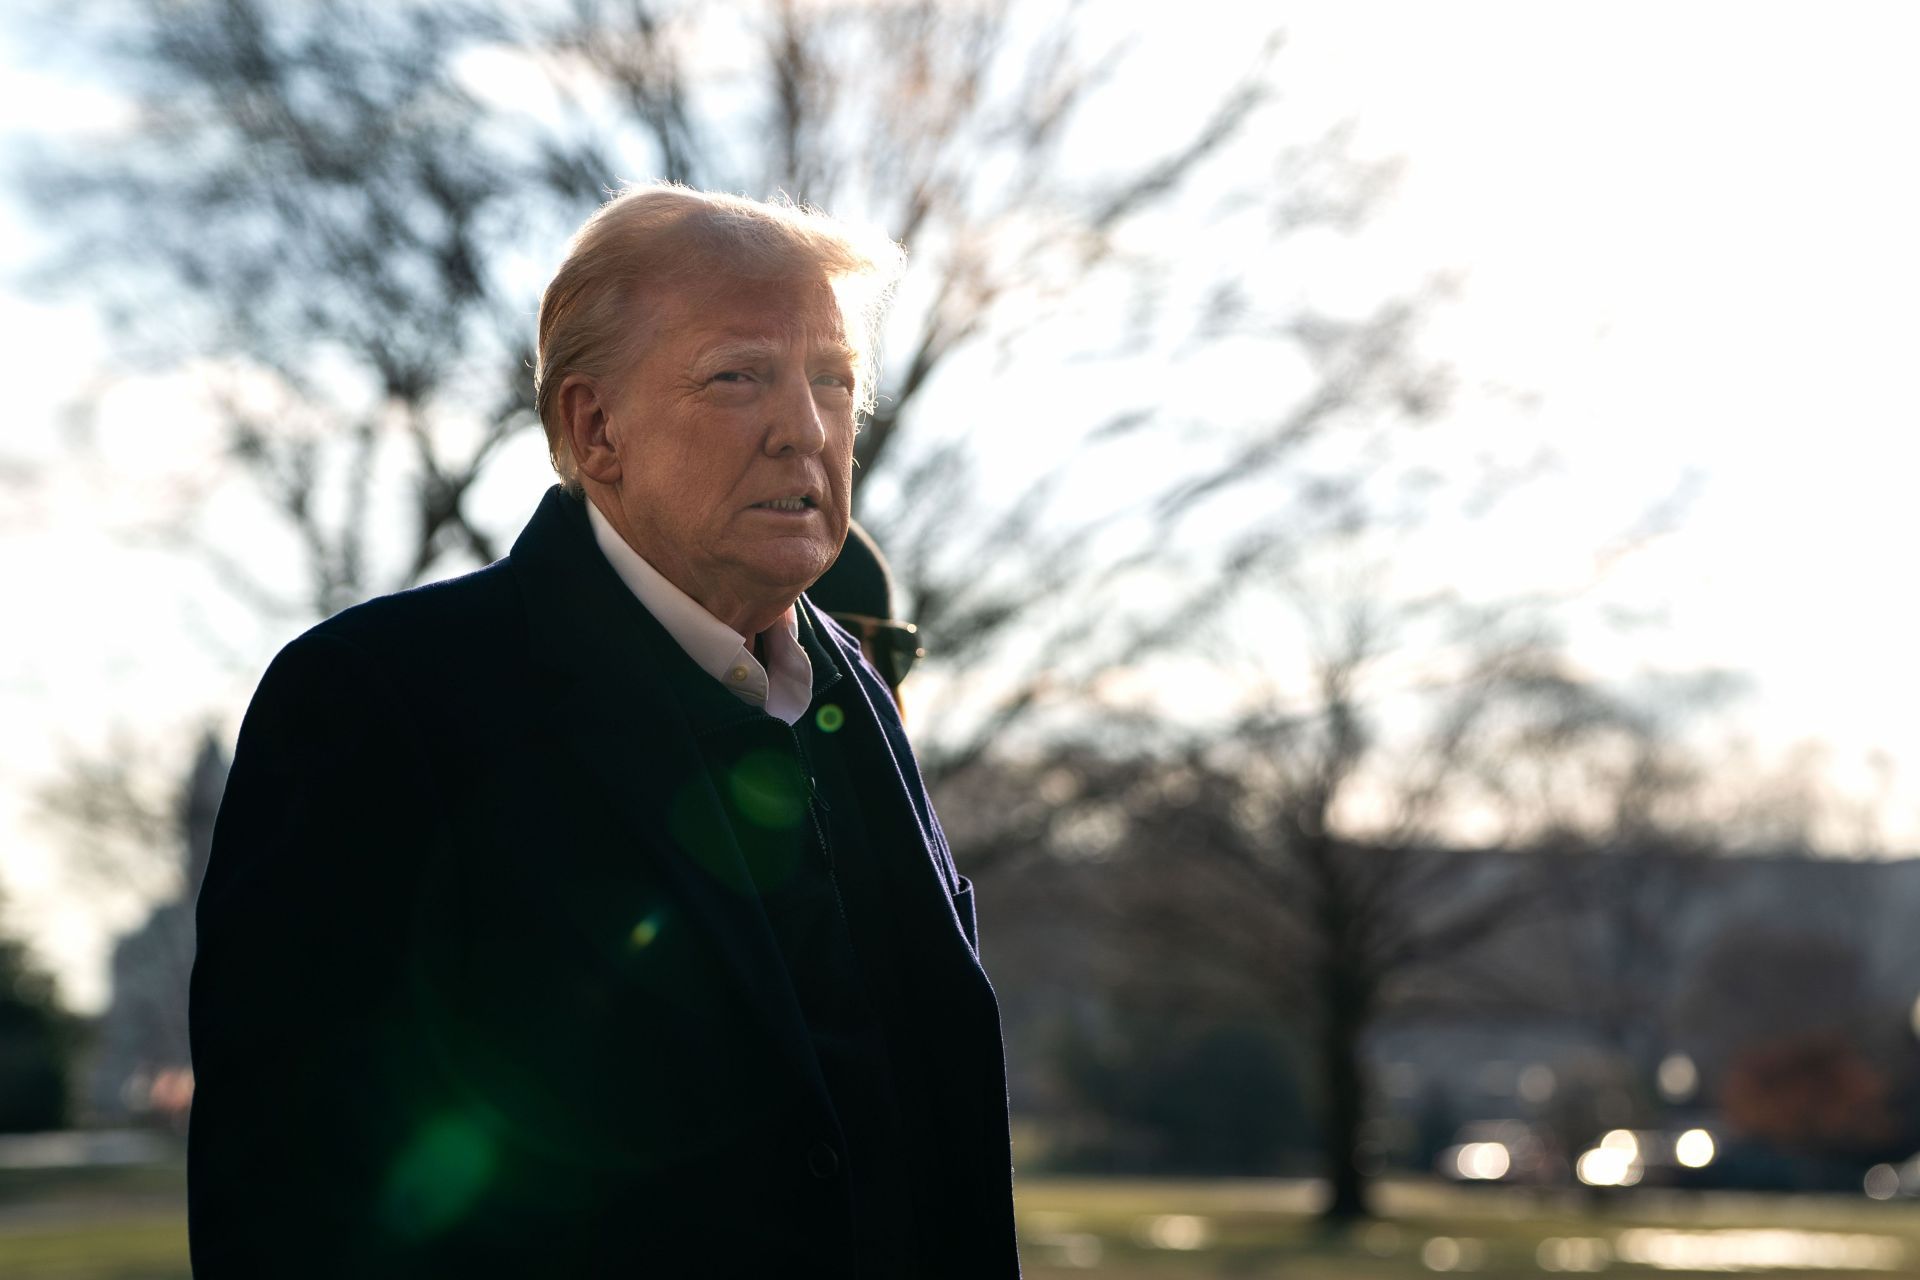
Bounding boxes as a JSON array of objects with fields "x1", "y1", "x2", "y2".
[{"x1": 188, "y1": 487, "x2": 1018, "y2": 1277}]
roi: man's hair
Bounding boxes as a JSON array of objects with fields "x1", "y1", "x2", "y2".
[{"x1": 534, "y1": 183, "x2": 905, "y2": 491}]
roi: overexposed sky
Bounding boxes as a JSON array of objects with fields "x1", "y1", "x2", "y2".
[{"x1": 4, "y1": 2, "x2": 1918, "y2": 1009}]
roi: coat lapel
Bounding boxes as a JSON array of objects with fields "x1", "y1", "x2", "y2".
[
  {"x1": 508, "y1": 488, "x2": 827, "y2": 1101},
  {"x1": 794, "y1": 599, "x2": 984, "y2": 984}
]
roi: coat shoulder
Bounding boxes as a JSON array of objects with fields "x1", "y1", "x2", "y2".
[{"x1": 297, "y1": 560, "x2": 525, "y2": 679}]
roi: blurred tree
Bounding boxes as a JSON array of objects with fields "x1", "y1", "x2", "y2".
[
  {"x1": 1043, "y1": 1008, "x2": 1310, "y2": 1175},
  {"x1": 1072, "y1": 591, "x2": 1687, "y2": 1218},
  {"x1": 0, "y1": 907, "x2": 77, "y2": 1133}
]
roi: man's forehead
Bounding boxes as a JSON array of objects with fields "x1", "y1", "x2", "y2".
[
  {"x1": 686, "y1": 312, "x2": 856, "y2": 358},
  {"x1": 683, "y1": 326, "x2": 854, "y2": 362},
  {"x1": 661, "y1": 269, "x2": 840, "y2": 315},
  {"x1": 662, "y1": 275, "x2": 850, "y2": 335}
]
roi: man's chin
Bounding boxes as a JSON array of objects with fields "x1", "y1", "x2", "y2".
[{"x1": 738, "y1": 549, "x2": 833, "y2": 606}]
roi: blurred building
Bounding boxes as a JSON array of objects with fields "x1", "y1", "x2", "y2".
[
  {"x1": 1367, "y1": 849, "x2": 1920, "y2": 1185},
  {"x1": 83, "y1": 735, "x2": 226, "y2": 1128}
]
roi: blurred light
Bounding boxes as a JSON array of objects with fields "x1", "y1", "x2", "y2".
[
  {"x1": 815, "y1": 704, "x2": 845, "y2": 733},
  {"x1": 148, "y1": 1067, "x2": 194, "y2": 1115},
  {"x1": 1657, "y1": 1053, "x2": 1699, "y2": 1103},
  {"x1": 1025, "y1": 1222, "x2": 1103, "y2": 1267},
  {"x1": 1864, "y1": 1163, "x2": 1900, "y2": 1201},
  {"x1": 1144, "y1": 1214, "x2": 1209, "y2": 1250},
  {"x1": 1615, "y1": 1229, "x2": 1905, "y2": 1272},
  {"x1": 1050, "y1": 1234, "x2": 1102, "y2": 1268},
  {"x1": 1453, "y1": 1141, "x2": 1511, "y2": 1181},
  {"x1": 1537, "y1": 1237, "x2": 1610, "y2": 1273},
  {"x1": 1518, "y1": 1063, "x2": 1556, "y2": 1104},
  {"x1": 1910, "y1": 994, "x2": 1920, "y2": 1042},
  {"x1": 1600, "y1": 1129, "x2": 1638, "y2": 1155},
  {"x1": 1421, "y1": 1236, "x2": 1484, "y2": 1272},
  {"x1": 1674, "y1": 1128, "x2": 1715, "y2": 1169},
  {"x1": 1576, "y1": 1145, "x2": 1642, "y2": 1188}
]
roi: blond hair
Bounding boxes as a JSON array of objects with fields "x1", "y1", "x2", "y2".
[{"x1": 534, "y1": 183, "x2": 904, "y2": 490}]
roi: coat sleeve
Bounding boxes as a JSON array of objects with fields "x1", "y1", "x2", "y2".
[{"x1": 188, "y1": 630, "x2": 451, "y2": 1277}]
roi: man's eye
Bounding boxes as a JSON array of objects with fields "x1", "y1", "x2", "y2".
[
  {"x1": 712, "y1": 370, "x2": 752, "y2": 384},
  {"x1": 813, "y1": 374, "x2": 852, "y2": 390}
]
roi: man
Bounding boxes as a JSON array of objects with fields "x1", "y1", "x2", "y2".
[
  {"x1": 807, "y1": 519, "x2": 925, "y2": 714},
  {"x1": 188, "y1": 185, "x2": 1018, "y2": 1278}
]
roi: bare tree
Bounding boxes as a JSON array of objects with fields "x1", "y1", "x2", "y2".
[{"x1": 1059, "y1": 582, "x2": 1695, "y2": 1219}]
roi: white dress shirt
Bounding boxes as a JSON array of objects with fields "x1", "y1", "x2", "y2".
[{"x1": 586, "y1": 500, "x2": 815, "y2": 725}]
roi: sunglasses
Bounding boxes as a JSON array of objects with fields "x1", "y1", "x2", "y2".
[{"x1": 827, "y1": 612, "x2": 924, "y2": 687}]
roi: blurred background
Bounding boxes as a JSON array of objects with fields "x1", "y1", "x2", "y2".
[{"x1": 3, "y1": 1, "x2": 1919, "y2": 1276}]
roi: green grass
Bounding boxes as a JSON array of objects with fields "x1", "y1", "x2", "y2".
[
  {"x1": 0, "y1": 1218, "x2": 189, "y2": 1280},
  {"x1": 1016, "y1": 1177, "x2": 1920, "y2": 1278},
  {"x1": 2, "y1": 1162, "x2": 1916, "y2": 1278},
  {"x1": 0, "y1": 1161, "x2": 189, "y2": 1280}
]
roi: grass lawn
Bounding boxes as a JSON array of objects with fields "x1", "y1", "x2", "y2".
[
  {"x1": 1016, "y1": 1177, "x2": 1920, "y2": 1278},
  {"x1": 2, "y1": 1161, "x2": 1915, "y2": 1278},
  {"x1": 0, "y1": 1163, "x2": 190, "y2": 1280}
]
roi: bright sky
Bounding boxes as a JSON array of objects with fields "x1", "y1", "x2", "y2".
[{"x1": 3, "y1": 2, "x2": 1918, "y2": 1010}]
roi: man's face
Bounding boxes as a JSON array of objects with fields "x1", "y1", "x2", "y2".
[{"x1": 598, "y1": 273, "x2": 857, "y2": 632}]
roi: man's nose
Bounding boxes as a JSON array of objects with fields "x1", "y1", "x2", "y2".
[{"x1": 763, "y1": 370, "x2": 829, "y2": 457}]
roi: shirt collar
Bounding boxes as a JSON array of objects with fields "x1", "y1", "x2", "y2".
[{"x1": 585, "y1": 499, "x2": 815, "y2": 725}]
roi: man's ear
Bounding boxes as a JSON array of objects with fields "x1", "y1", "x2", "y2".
[{"x1": 558, "y1": 374, "x2": 622, "y2": 486}]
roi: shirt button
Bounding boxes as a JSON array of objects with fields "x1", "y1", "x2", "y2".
[
  {"x1": 730, "y1": 665, "x2": 748, "y2": 682},
  {"x1": 806, "y1": 1141, "x2": 841, "y2": 1180}
]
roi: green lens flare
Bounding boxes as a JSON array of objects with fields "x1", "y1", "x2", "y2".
[
  {"x1": 629, "y1": 911, "x2": 663, "y2": 949},
  {"x1": 815, "y1": 703, "x2": 845, "y2": 733},
  {"x1": 727, "y1": 750, "x2": 807, "y2": 829},
  {"x1": 380, "y1": 1114, "x2": 496, "y2": 1241}
]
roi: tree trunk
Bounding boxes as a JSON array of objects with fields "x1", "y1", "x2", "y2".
[{"x1": 1318, "y1": 955, "x2": 1373, "y2": 1221}]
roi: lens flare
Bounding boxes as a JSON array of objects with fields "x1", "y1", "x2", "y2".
[
  {"x1": 629, "y1": 911, "x2": 663, "y2": 949},
  {"x1": 1864, "y1": 1163, "x2": 1899, "y2": 1200},
  {"x1": 728, "y1": 750, "x2": 808, "y2": 829},
  {"x1": 380, "y1": 1114, "x2": 496, "y2": 1241}
]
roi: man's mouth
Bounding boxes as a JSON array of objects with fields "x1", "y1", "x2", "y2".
[{"x1": 752, "y1": 496, "x2": 814, "y2": 511}]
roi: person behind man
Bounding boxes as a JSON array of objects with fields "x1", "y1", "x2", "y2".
[
  {"x1": 805, "y1": 519, "x2": 924, "y2": 714},
  {"x1": 188, "y1": 185, "x2": 1017, "y2": 1278}
]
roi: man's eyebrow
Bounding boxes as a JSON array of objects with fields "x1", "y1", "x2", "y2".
[
  {"x1": 695, "y1": 337, "x2": 859, "y2": 367},
  {"x1": 695, "y1": 339, "x2": 778, "y2": 368}
]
